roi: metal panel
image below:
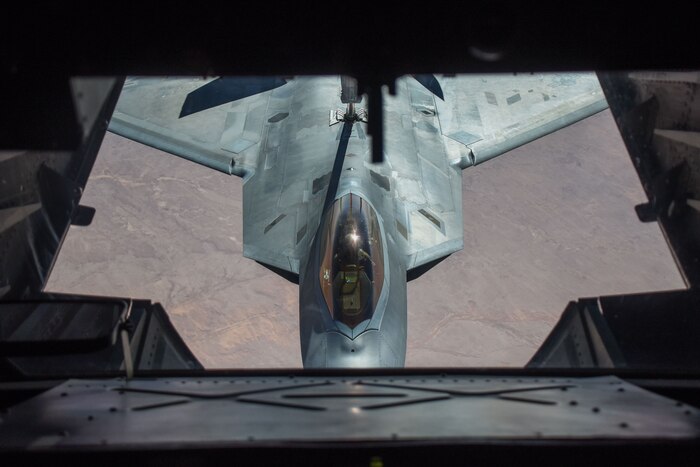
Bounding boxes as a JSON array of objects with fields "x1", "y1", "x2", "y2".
[
  {"x1": 384, "y1": 77, "x2": 464, "y2": 271},
  {"x1": 436, "y1": 73, "x2": 607, "y2": 165},
  {"x1": 599, "y1": 71, "x2": 700, "y2": 287},
  {"x1": 0, "y1": 79, "x2": 123, "y2": 299},
  {"x1": 0, "y1": 375, "x2": 698, "y2": 449}
]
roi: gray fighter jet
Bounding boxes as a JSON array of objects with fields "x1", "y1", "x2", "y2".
[{"x1": 109, "y1": 74, "x2": 606, "y2": 368}]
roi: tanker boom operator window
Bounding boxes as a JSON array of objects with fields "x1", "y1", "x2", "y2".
[{"x1": 319, "y1": 194, "x2": 385, "y2": 328}]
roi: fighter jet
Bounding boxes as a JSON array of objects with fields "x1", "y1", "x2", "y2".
[{"x1": 109, "y1": 73, "x2": 606, "y2": 368}]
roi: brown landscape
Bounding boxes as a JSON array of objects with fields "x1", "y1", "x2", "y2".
[{"x1": 45, "y1": 110, "x2": 685, "y2": 368}]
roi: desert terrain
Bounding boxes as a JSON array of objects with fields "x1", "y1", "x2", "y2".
[{"x1": 45, "y1": 110, "x2": 685, "y2": 368}]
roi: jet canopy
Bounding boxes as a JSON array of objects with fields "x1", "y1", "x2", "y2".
[{"x1": 319, "y1": 194, "x2": 385, "y2": 329}]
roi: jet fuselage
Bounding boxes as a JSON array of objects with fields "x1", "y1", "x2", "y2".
[{"x1": 298, "y1": 120, "x2": 407, "y2": 368}]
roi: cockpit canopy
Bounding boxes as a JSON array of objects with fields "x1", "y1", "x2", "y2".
[{"x1": 319, "y1": 194, "x2": 385, "y2": 329}]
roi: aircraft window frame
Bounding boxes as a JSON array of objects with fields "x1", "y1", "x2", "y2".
[{"x1": 318, "y1": 193, "x2": 385, "y2": 329}]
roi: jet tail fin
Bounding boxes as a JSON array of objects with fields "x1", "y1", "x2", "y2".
[
  {"x1": 412, "y1": 74, "x2": 444, "y2": 100},
  {"x1": 179, "y1": 76, "x2": 288, "y2": 118}
]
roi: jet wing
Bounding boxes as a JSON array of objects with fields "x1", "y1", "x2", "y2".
[
  {"x1": 385, "y1": 73, "x2": 607, "y2": 273},
  {"x1": 109, "y1": 77, "x2": 280, "y2": 178},
  {"x1": 108, "y1": 74, "x2": 607, "y2": 277},
  {"x1": 436, "y1": 72, "x2": 608, "y2": 168},
  {"x1": 109, "y1": 77, "x2": 341, "y2": 277}
]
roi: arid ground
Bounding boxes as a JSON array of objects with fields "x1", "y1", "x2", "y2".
[{"x1": 46, "y1": 110, "x2": 685, "y2": 368}]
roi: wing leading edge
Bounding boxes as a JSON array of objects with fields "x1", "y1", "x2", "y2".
[
  {"x1": 107, "y1": 73, "x2": 608, "y2": 277},
  {"x1": 109, "y1": 77, "x2": 278, "y2": 178},
  {"x1": 436, "y1": 73, "x2": 608, "y2": 169},
  {"x1": 108, "y1": 77, "x2": 342, "y2": 277}
]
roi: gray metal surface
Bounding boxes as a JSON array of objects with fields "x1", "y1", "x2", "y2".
[
  {"x1": 599, "y1": 71, "x2": 700, "y2": 287},
  {"x1": 0, "y1": 375, "x2": 698, "y2": 449},
  {"x1": 0, "y1": 78, "x2": 122, "y2": 300},
  {"x1": 437, "y1": 73, "x2": 607, "y2": 166},
  {"x1": 384, "y1": 77, "x2": 464, "y2": 270},
  {"x1": 108, "y1": 74, "x2": 606, "y2": 276},
  {"x1": 298, "y1": 143, "x2": 408, "y2": 368},
  {"x1": 107, "y1": 74, "x2": 607, "y2": 368},
  {"x1": 528, "y1": 300, "x2": 627, "y2": 368},
  {"x1": 3, "y1": 297, "x2": 202, "y2": 376}
]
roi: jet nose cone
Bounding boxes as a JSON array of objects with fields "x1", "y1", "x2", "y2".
[{"x1": 322, "y1": 330, "x2": 402, "y2": 368}]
